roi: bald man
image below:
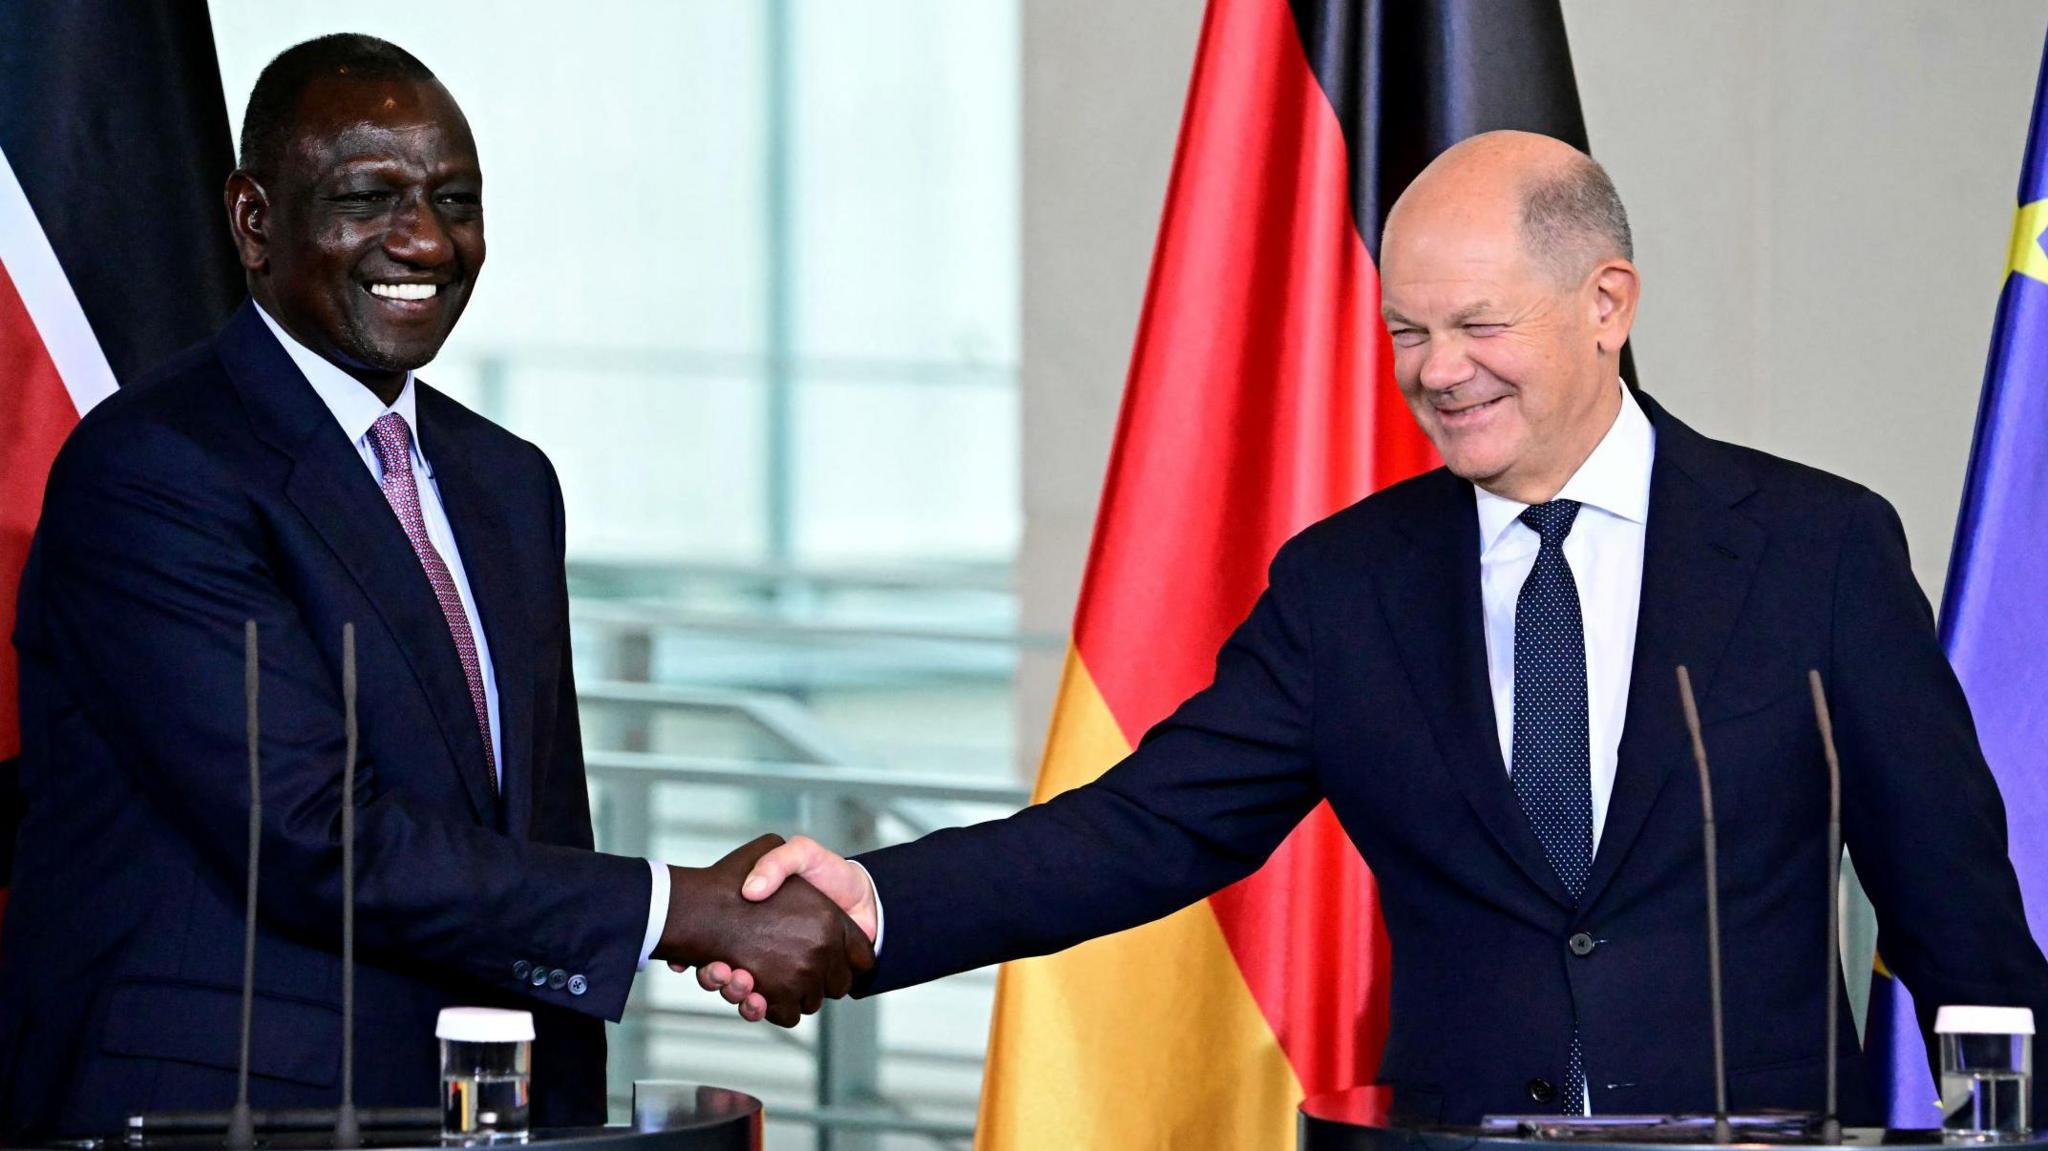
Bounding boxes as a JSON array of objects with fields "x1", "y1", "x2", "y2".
[{"x1": 710, "y1": 132, "x2": 2048, "y2": 1123}]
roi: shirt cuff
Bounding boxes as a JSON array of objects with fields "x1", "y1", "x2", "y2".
[
  {"x1": 848, "y1": 858, "x2": 883, "y2": 955},
  {"x1": 639, "y1": 858, "x2": 670, "y2": 970}
]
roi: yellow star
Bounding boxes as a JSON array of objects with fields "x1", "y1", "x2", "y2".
[{"x1": 2008, "y1": 198, "x2": 2048, "y2": 284}]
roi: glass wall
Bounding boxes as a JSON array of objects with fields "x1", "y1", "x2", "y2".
[
  {"x1": 213, "y1": 2, "x2": 1020, "y2": 566},
  {"x1": 210, "y1": 5, "x2": 1028, "y2": 1147}
]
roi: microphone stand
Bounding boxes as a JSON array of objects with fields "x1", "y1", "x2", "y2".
[
  {"x1": 1808, "y1": 670, "x2": 1844, "y2": 1145},
  {"x1": 1675, "y1": 666, "x2": 1731, "y2": 1144},
  {"x1": 227, "y1": 622, "x2": 261, "y2": 1151},
  {"x1": 335, "y1": 624, "x2": 361, "y2": 1148},
  {"x1": 133, "y1": 623, "x2": 432, "y2": 1147}
]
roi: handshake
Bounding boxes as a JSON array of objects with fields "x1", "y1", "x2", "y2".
[{"x1": 651, "y1": 834, "x2": 877, "y2": 1027}]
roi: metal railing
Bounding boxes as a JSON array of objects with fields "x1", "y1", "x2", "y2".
[{"x1": 569, "y1": 567, "x2": 1041, "y2": 1150}]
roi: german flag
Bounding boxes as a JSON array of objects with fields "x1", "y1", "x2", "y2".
[
  {"x1": 976, "y1": 1, "x2": 1603, "y2": 1145},
  {"x1": 0, "y1": 2, "x2": 241, "y2": 914}
]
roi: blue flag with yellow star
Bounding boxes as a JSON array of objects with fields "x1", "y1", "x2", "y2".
[{"x1": 1873, "y1": 24, "x2": 2048, "y2": 1126}]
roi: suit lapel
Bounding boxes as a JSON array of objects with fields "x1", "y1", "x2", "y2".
[
  {"x1": 1375, "y1": 472, "x2": 1576, "y2": 909},
  {"x1": 418, "y1": 386, "x2": 538, "y2": 840},
  {"x1": 1580, "y1": 394, "x2": 1765, "y2": 909},
  {"x1": 218, "y1": 302, "x2": 497, "y2": 823}
]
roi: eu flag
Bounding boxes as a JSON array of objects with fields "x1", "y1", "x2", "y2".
[{"x1": 1876, "y1": 23, "x2": 2048, "y2": 1127}]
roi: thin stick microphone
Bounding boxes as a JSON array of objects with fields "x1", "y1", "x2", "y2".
[
  {"x1": 228, "y1": 621, "x2": 261, "y2": 1151},
  {"x1": 1676, "y1": 665, "x2": 1731, "y2": 1144},
  {"x1": 335, "y1": 623, "x2": 361, "y2": 1148},
  {"x1": 1809, "y1": 669, "x2": 1844, "y2": 1144}
]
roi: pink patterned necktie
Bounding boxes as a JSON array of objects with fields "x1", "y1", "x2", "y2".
[{"x1": 368, "y1": 411, "x2": 497, "y2": 797}]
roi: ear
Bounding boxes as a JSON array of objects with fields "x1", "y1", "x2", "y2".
[
  {"x1": 1589, "y1": 258, "x2": 1640, "y2": 355},
  {"x1": 224, "y1": 171, "x2": 271, "y2": 274}
]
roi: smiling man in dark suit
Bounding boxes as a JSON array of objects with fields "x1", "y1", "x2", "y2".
[
  {"x1": 0, "y1": 34, "x2": 869, "y2": 1139},
  {"x1": 708, "y1": 130, "x2": 2048, "y2": 1123}
]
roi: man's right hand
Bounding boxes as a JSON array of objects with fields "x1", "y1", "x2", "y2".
[
  {"x1": 687, "y1": 835, "x2": 876, "y2": 1022},
  {"x1": 653, "y1": 834, "x2": 875, "y2": 1027}
]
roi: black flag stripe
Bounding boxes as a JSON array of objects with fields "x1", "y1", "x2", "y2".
[
  {"x1": 1284, "y1": 0, "x2": 1634, "y2": 383},
  {"x1": 0, "y1": 0, "x2": 241, "y2": 386}
]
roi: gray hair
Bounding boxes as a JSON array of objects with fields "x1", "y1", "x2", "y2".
[{"x1": 1519, "y1": 154, "x2": 1633, "y2": 283}]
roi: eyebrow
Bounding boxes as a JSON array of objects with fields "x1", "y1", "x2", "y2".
[
  {"x1": 1380, "y1": 301, "x2": 1499, "y2": 327},
  {"x1": 322, "y1": 156, "x2": 481, "y2": 183}
]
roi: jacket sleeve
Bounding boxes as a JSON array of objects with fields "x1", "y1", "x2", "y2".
[
  {"x1": 530, "y1": 454, "x2": 599, "y2": 853},
  {"x1": 33, "y1": 419, "x2": 651, "y2": 1021},
  {"x1": 853, "y1": 535, "x2": 1326, "y2": 993},
  {"x1": 1830, "y1": 487, "x2": 2048, "y2": 1089}
]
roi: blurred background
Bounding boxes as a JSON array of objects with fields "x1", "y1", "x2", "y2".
[{"x1": 196, "y1": 2, "x2": 2048, "y2": 1148}]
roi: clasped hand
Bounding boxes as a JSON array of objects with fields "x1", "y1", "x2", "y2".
[{"x1": 654, "y1": 834, "x2": 875, "y2": 1027}]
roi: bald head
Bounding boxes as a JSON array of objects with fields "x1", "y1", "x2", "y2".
[
  {"x1": 1376, "y1": 131, "x2": 1641, "y2": 504},
  {"x1": 1386, "y1": 131, "x2": 1631, "y2": 286}
]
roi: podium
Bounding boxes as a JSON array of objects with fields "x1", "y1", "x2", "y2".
[
  {"x1": 1299, "y1": 1087, "x2": 2035, "y2": 1151},
  {"x1": 22, "y1": 1084, "x2": 762, "y2": 1151}
]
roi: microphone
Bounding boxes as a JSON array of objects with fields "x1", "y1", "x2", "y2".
[
  {"x1": 1675, "y1": 665, "x2": 1731, "y2": 1144},
  {"x1": 1808, "y1": 669, "x2": 1844, "y2": 1145},
  {"x1": 228, "y1": 620, "x2": 261, "y2": 1151},
  {"x1": 335, "y1": 623, "x2": 361, "y2": 1148},
  {"x1": 135, "y1": 622, "x2": 416, "y2": 1145}
]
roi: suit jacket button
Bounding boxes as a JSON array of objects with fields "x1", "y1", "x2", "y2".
[
  {"x1": 530, "y1": 967, "x2": 549, "y2": 987},
  {"x1": 1568, "y1": 932, "x2": 1596, "y2": 957},
  {"x1": 548, "y1": 969, "x2": 568, "y2": 990},
  {"x1": 512, "y1": 960, "x2": 532, "y2": 980},
  {"x1": 568, "y1": 975, "x2": 588, "y2": 996},
  {"x1": 1527, "y1": 1078, "x2": 1556, "y2": 1104}
]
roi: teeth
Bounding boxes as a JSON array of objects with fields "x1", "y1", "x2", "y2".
[{"x1": 369, "y1": 283, "x2": 438, "y2": 301}]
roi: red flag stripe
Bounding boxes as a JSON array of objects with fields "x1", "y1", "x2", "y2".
[
  {"x1": 0, "y1": 143, "x2": 114, "y2": 764},
  {"x1": 1067, "y1": 0, "x2": 1433, "y2": 1098},
  {"x1": 0, "y1": 258, "x2": 82, "y2": 763},
  {"x1": 1074, "y1": 0, "x2": 1386, "y2": 724},
  {"x1": 1201, "y1": 3, "x2": 1412, "y2": 1097}
]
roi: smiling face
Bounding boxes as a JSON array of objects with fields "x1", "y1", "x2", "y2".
[
  {"x1": 228, "y1": 75, "x2": 484, "y2": 400},
  {"x1": 1379, "y1": 137, "x2": 1636, "y2": 504}
]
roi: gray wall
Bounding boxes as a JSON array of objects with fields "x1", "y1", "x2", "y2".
[
  {"x1": 1569, "y1": 0, "x2": 2040, "y2": 595},
  {"x1": 1017, "y1": 0, "x2": 2046, "y2": 774},
  {"x1": 1017, "y1": 0, "x2": 1205, "y2": 767}
]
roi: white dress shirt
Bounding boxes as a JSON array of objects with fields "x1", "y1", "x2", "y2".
[
  {"x1": 1476, "y1": 383, "x2": 1654, "y2": 1115},
  {"x1": 1475, "y1": 383, "x2": 1656, "y2": 859},
  {"x1": 254, "y1": 305, "x2": 670, "y2": 968}
]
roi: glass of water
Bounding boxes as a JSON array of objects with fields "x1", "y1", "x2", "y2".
[
  {"x1": 438, "y1": 1007, "x2": 535, "y2": 1143},
  {"x1": 1938, "y1": 1005, "x2": 2033, "y2": 1142}
]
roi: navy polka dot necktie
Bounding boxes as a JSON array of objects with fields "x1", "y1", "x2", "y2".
[{"x1": 1511, "y1": 498, "x2": 1591, "y2": 1114}]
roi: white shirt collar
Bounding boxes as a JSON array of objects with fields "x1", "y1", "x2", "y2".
[
  {"x1": 1474, "y1": 383, "x2": 1654, "y2": 556},
  {"x1": 253, "y1": 302, "x2": 428, "y2": 475}
]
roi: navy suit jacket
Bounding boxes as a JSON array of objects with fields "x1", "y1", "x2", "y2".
[
  {"x1": 855, "y1": 393, "x2": 2048, "y2": 1124},
  {"x1": 0, "y1": 302, "x2": 650, "y2": 1138}
]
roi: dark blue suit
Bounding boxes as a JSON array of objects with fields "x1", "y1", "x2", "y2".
[
  {"x1": 855, "y1": 394, "x2": 2048, "y2": 1124},
  {"x1": 0, "y1": 302, "x2": 650, "y2": 1138}
]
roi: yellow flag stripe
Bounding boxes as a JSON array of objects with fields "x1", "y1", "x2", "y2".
[
  {"x1": 975, "y1": 648, "x2": 1304, "y2": 1150},
  {"x1": 1030, "y1": 644, "x2": 1135, "y2": 801}
]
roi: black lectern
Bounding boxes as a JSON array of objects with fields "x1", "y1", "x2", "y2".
[
  {"x1": 18, "y1": 1084, "x2": 762, "y2": 1151},
  {"x1": 1299, "y1": 1087, "x2": 2028, "y2": 1151}
]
